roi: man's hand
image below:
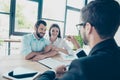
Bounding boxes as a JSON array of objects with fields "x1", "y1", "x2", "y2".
[
  {"x1": 25, "y1": 52, "x2": 37, "y2": 60},
  {"x1": 55, "y1": 65, "x2": 67, "y2": 78},
  {"x1": 31, "y1": 54, "x2": 46, "y2": 61}
]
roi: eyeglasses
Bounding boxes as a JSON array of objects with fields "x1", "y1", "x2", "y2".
[{"x1": 76, "y1": 23, "x2": 86, "y2": 31}]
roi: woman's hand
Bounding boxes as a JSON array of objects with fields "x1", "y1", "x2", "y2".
[
  {"x1": 66, "y1": 35, "x2": 74, "y2": 41},
  {"x1": 51, "y1": 46, "x2": 59, "y2": 51},
  {"x1": 31, "y1": 54, "x2": 46, "y2": 61},
  {"x1": 25, "y1": 52, "x2": 37, "y2": 60}
]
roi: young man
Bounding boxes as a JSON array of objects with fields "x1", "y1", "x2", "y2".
[
  {"x1": 38, "y1": 0, "x2": 120, "y2": 80},
  {"x1": 21, "y1": 20, "x2": 58, "y2": 61}
]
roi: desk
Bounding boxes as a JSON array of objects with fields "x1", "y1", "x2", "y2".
[
  {"x1": 3, "y1": 39, "x2": 21, "y2": 42},
  {"x1": 3, "y1": 39, "x2": 21, "y2": 55},
  {"x1": 0, "y1": 54, "x2": 71, "y2": 80},
  {"x1": 0, "y1": 54, "x2": 49, "y2": 80}
]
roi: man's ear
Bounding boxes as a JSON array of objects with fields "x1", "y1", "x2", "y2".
[{"x1": 85, "y1": 22, "x2": 92, "y2": 34}]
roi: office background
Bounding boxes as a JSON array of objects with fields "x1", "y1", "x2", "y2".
[{"x1": 0, "y1": 0, "x2": 120, "y2": 56}]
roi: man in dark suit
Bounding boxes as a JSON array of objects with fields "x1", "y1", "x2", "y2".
[{"x1": 37, "y1": 0, "x2": 120, "y2": 80}]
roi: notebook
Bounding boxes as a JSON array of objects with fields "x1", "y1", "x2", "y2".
[
  {"x1": 38, "y1": 58, "x2": 65, "y2": 69},
  {"x1": 2, "y1": 67, "x2": 40, "y2": 80}
]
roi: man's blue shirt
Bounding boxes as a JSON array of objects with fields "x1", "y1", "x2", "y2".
[{"x1": 21, "y1": 33, "x2": 50, "y2": 55}]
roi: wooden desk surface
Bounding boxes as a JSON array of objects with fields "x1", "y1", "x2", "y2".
[
  {"x1": 0, "y1": 54, "x2": 71, "y2": 80},
  {"x1": 0, "y1": 54, "x2": 49, "y2": 80}
]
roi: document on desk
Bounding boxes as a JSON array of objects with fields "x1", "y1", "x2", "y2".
[
  {"x1": 13, "y1": 67, "x2": 38, "y2": 76},
  {"x1": 2, "y1": 67, "x2": 40, "y2": 80},
  {"x1": 38, "y1": 58, "x2": 65, "y2": 69}
]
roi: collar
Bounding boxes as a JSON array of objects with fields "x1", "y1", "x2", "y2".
[
  {"x1": 89, "y1": 38, "x2": 118, "y2": 55},
  {"x1": 32, "y1": 33, "x2": 44, "y2": 41}
]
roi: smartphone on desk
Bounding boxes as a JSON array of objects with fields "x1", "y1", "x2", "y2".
[
  {"x1": 2, "y1": 67, "x2": 41, "y2": 80},
  {"x1": 8, "y1": 71, "x2": 38, "y2": 79}
]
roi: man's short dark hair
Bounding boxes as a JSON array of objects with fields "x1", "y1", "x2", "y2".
[
  {"x1": 81, "y1": 0, "x2": 120, "y2": 39},
  {"x1": 35, "y1": 20, "x2": 47, "y2": 28}
]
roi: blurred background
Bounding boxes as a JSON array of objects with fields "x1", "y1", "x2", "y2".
[{"x1": 0, "y1": 0, "x2": 120, "y2": 56}]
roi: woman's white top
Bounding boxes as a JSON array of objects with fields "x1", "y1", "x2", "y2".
[{"x1": 49, "y1": 38, "x2": 73, "y2": 55}]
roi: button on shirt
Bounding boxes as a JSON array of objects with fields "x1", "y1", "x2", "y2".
[{"x1": 21, "y1": 34, "x2": 50, "y2": 55}]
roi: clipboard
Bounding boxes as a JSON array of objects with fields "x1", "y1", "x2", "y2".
[{"x1": 2, "y1": 67, "x2": 41, "y2": 80}]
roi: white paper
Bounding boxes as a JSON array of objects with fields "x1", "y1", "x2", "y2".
[
  {"x1": 38, "y1": 58, "x2": 65, "y2": 69},
  {"x1": 13, "y1": 67, "x2": 37, "y2": 75}
]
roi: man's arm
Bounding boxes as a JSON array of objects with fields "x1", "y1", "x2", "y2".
[
  {"x1": 37, "y1": 59, "x2": 86, "y2": 80},
  {"x1": 25, "y1": 52, "x2": 43, "y2": 60},
  {"x1": 37, "y1": 71, "x2": 56, "y2": 80},
  {"x1": 31, "y1": 50, "x2": 58, "y2": 61},
  {"x1": 26, "y1": 44, "x2": 58, "y2": 61}
]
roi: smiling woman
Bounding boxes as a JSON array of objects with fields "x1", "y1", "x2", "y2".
[{"x1": 48, "y1": 24, "x2": 73, "y2": 55}]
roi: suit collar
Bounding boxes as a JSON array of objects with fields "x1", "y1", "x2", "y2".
[{"x1": 89, "y1": 38, "x2": 118, "y2": 55}]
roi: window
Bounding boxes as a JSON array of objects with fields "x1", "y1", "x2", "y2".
[
  {"x1": 65, "y1": 10, "x2": 80, "y2": 36},
  {"x1": 0, "y1": 14, "x2": 9, "y2": 38},
  {"x1": 0, "y1": 0, "x2": 11, "y2": 55},
  {"x1": 42, "y1": 0, "x2": 66, "y2": 21},
  {"x1": 42, "y1": 0, "x2": 66, "y2": 37},
  {"x1": 0, "y1": 0, "x2": 10, "y2": 38},
  {"x1": 65, "y1": 0, "x2": 86, "y2": 36},
  {"x1": 67, "y1": 0, "x2": 85, "y2": 9},
  {"x1": 0, "y1": 0, "x2": 10, "y2": 12},
  {"x1": 14, "y1": 0, "x2": 38, "y2": 33}
]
